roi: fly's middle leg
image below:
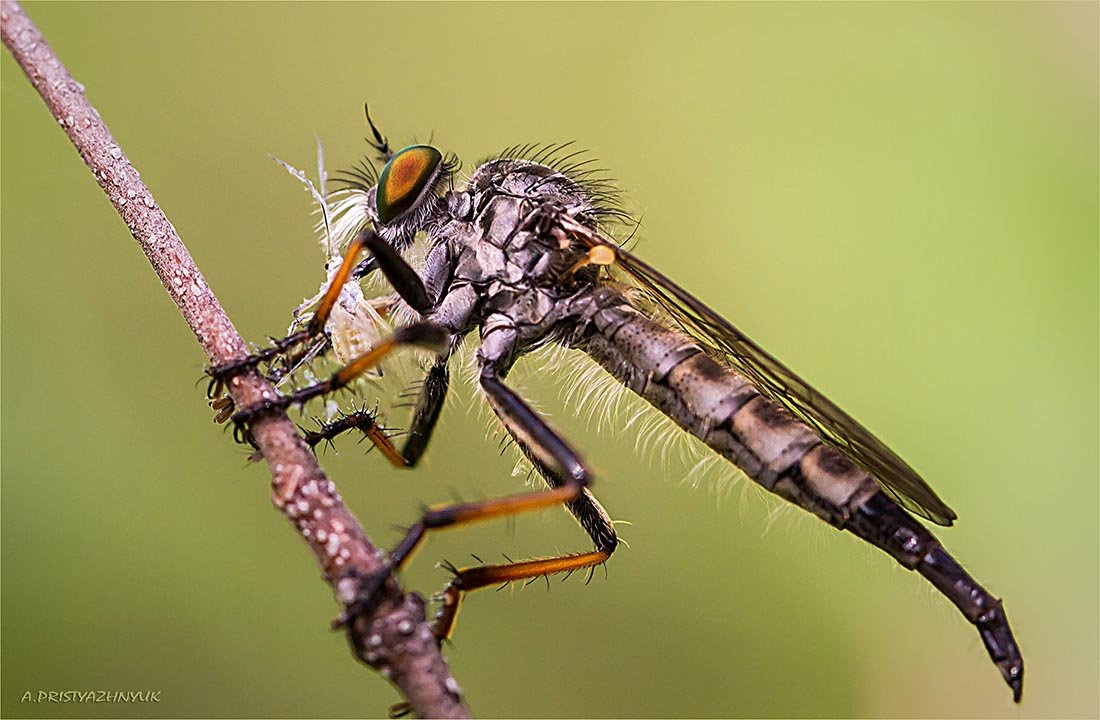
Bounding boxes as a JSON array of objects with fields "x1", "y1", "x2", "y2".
[
  {"x1": 301, "y1": 406, "x2": 407, "y2": 468},
  {"x1": 429, "y1": 328, "x2": 620, "y2": 641},
  {"x1": 301, "y1": 356, "x2": 450, "y2": 467},
  {"x1": 399, "y1": 359, "x2": 449, "y2": 466}
]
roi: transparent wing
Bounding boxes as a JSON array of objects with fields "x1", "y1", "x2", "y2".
[{"x1": 566, "y1": 219, "x2": 957, "y2": 526}]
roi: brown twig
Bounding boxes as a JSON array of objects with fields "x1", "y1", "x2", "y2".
[{"x1": 0, "y1": 2, "x2": 469, "y2": 717}]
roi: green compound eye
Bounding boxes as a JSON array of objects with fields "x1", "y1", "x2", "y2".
[{"x1": 376, "y1": 145, "x2": 444, "y2": 225}]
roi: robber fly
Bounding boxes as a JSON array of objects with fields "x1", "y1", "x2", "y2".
[{"x1": 208, "y1": 107, "x2": 1023, "y2": 703}]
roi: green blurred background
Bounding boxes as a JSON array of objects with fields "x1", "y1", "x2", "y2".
[{"x1": 3, "y1": 2, "x2": 1097, "y2": 718}]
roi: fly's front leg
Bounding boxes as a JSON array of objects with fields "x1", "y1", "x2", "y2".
[
  {"x1": 227, "y1": 219, "x2": 453, "y2": 442},
  {"x1": 205, "y1": 230, "x2": 374, "y2": 397},
  {"x1": 269, "y1": 335, "x2": 333, "y2": 386},
  {"x1": 362, "y1": 230, "x2": 434, "y2": 314},
  {"x1": 230, "y1": 321, "x2": 449, "y2": 443}
]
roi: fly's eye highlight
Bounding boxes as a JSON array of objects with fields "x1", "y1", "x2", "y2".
[{"x1": 376, "y1": 145, "x2": 444, "y2": 225}]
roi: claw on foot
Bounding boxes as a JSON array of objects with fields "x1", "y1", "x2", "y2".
[{"x1": 204, "y1": 329, "x2": 313, "y2": 390}]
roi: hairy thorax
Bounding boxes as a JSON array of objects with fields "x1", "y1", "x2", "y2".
[{"x1": 438, "y1": 160, "x2": 603, "y2": 338}]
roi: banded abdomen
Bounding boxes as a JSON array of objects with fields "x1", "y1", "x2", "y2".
[
  {"x1": 571, "y1": 287, "x2": 1023, "y2": 698},
  {"x1": 574, "y1": 288, "x2": 885, "y2": 531}
]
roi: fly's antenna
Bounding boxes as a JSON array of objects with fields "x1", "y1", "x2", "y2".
[{"x1": 364, "y1": 103, "x2": 393, "y2": 162}]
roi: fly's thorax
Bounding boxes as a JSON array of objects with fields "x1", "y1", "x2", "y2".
[
  {"x1": 444, "y1": 165, "x2": 598, "y2": 291},
  {"x1": 467, "y1": 159, "x2": 593, "y2": 211}
]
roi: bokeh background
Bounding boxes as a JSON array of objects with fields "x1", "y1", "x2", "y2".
[{"x1": 3, "y1": 3, "x2": 1097, "y2": 718}]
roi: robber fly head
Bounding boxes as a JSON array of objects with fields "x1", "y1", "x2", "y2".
[
  {"x1": 370, "y1": 144, "x2": 459, "y2": 237},
  {"x1": 349, "y1": 105, "x2": 459, "y2": 248}
]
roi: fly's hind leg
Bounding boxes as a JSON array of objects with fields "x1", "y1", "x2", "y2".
[
  {"x1": 431, "y1": 365, "x2": 620, "y2": 641},
  {"x1": 337, "y1": 352, "x2": 617, "y2": 633},
  {"x1": 431, "y1": 468, "x2": 619, "y2": 644}
]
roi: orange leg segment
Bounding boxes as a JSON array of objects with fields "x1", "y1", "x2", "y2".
[
  {"x1": 205, "y1": 230, "x2": 373, "y2": 394},
  {"x1": 432, "y1": 550, "x2": 612, "y2": 642},
  {"x1": 230, "y1": 322, "x2": 450, "y2": 441},
  {"x1": 302, "y1": 407, "x2": 409, "y2": 468},
  {"x1": 310, "y1": 231, "x2": 370, "y2": 334}
]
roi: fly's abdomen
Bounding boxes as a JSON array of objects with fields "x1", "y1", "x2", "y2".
[
  {"x1": 575, "y1": 294, "x2": 882, "y2": 530},
  {"x1": 575, "y1": 291, "x2": 1024, "y2": 699}
]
